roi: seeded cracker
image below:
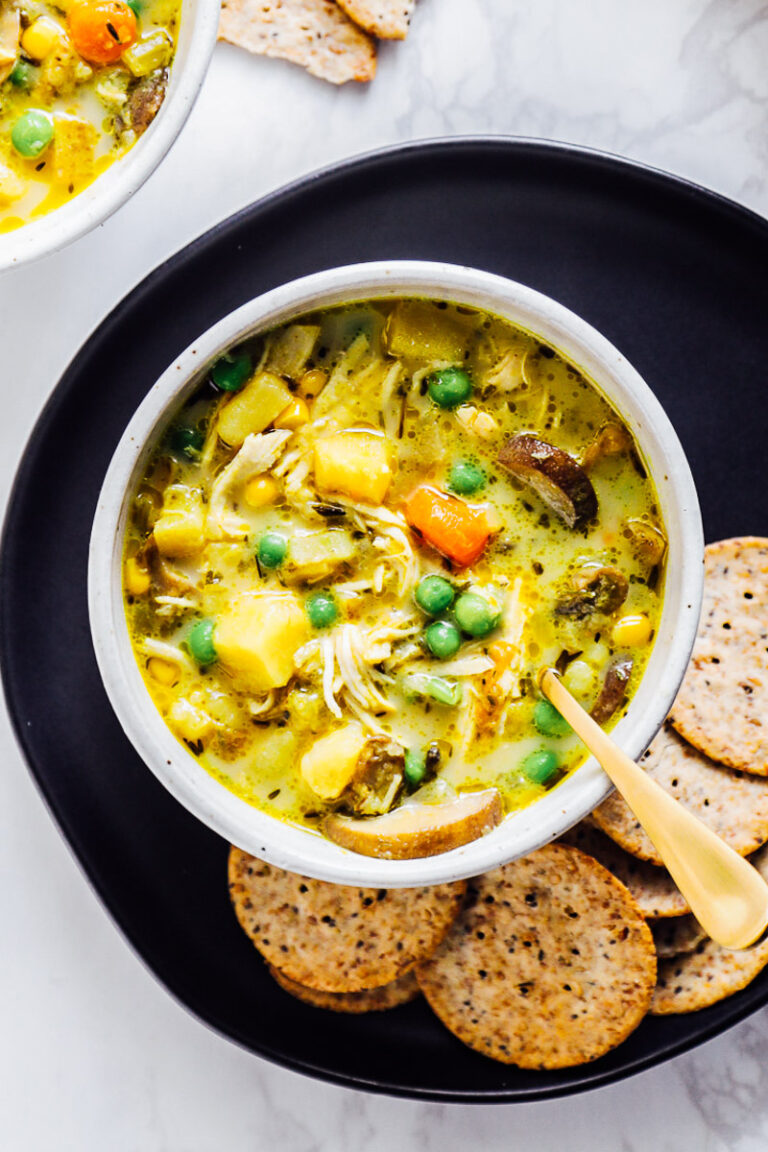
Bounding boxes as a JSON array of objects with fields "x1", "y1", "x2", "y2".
[
  {"x1": 559, "y1": 822, "x2": 689, "y2": 917},
  {"x1": 335, "y1": 0, "x2": 414, "y2": 39},
  {"x1": 416, "y1": 843, "x2": 656, "y2": 1069},
  {"x1": 650, "y1": 915, "x2": 706, "y2": 959},
  {"x1": 269, "y1": 965, "x2": 420, "y2": 1011},
  {"x1": 652, "y1": 845, "x2": 768, "y2": 1013},
  {"x1": 593, "y1": 724, "x2": 768, "y2": 864},
  {"x1": 228, "y1": 848, "x2": 466, "y2": 991},
  {"x1": 218, "y1": 0, "x2": 377, "y2": 85},
  {"x1": 669, "y1": 537, "x2": 768, "y2": 774}
]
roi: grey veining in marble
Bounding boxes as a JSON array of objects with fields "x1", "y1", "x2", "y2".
[{"x1": 2, "y1": 0, "x2": 768, "y2": 1147}]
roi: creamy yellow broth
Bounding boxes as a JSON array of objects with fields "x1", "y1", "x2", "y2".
[
  {"x1": 0, "y1": 0, "x2": 179, "y2": 232},
  {"x1": 123, "y1": 299, "x2": 666, "y2": 844}
]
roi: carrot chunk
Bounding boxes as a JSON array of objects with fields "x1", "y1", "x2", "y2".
[{"x1": 404, "y1": 485, "x2": 491, "y2": 567}]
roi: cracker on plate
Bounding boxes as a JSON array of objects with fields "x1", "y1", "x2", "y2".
[
  {"x1": 336, "y1": 0, "x2": 414, "y2": 39},
  {"x1": 269, "y1": 965, "x2": 420, "y2": 1011},
  {"x1": 592, "y1": 724, "x2": 768, "y2": 864},
  {"x1": 219, "y1": 0, "x2": 377, "y2": 85},
  {"x1": 559, "y1": 822, "x2": 689, "y2": 918},
  {"x1": 650, "y1": 914, "x2": 706, "y2": 959},
  {"x1": 669, "y1": 537, "x2": 768, "y2": 775},
  {"x1": 228, "y1": 847, "x2": 466, "y2": 992},
  {"x1": 652, "y1": 845, "x2": 768, "y2": 1012},
  {"x1": 416, "y1": 843, "x2": 656, "y2": 1069}
]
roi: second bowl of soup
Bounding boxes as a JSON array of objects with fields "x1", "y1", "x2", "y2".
[{"x1": 89, "y1": 261, "x2": 703, "y2": 887}]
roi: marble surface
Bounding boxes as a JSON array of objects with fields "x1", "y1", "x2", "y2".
[{"x1": 2, "y1": 0, "x2": 768, "y2": 1147}]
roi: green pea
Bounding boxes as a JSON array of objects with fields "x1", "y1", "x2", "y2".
[
  {"x1": 306, "y1": 591, "x2": 338, "y2": 629},
  {"x1": 127, "y1": 0, "x2": 143, "y2": 13},
  {"x1": 424, "y1": 619, "x2": 462, "y2": 660},
  {"x1": 427, "y1": 367, "x2": 473, "y2": 409},
  {"x1": 404, "y1": 747, "x2": 427, "y2": 789},
  {"x1": 454, "y1": 592, "x2": 499, "y2": 638},
  {"x1": 521, "y1": 748, "x2": 560, "y2": 786},
  {"x1": 415, "y1": 574, "x2": 455, "y2": 616},
  {"x1": 11, "y1": 110, "x2": 54, "y2": 159},
  {"x1": 169, "y1": 425, "x2": 204, "y2": 460},
  {"x1": 211, "y1": 350, "x2": 252, "y2": 392},
  {"x1": 448, "y1": 459, "x2": 486, "y2": 495},
  {"x1": 188, "y1": 618, "x2": 217, "y2": 666},
  {"x1": 533, "y1": 698, "x2": 571, "y2": 737},
  {"x1": 258, "y1": 532, "x2": 287, "y2": 569},
  {"x1": 9, "y1": 61, "x2": 37, "y2": 89}
]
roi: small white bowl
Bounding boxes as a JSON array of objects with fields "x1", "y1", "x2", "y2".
[
  {"x1": 0, "y1": 0, "x2": 218, "y2": 273},
  {"x1": 89, "y1": 261, "x2": 703, "y2": 888}
]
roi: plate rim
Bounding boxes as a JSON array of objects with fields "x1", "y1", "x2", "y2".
[{"x1": 3, "y1": 135, "x2": 768, "y2": 1103}]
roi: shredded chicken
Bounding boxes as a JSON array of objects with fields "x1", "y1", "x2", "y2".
[
  {"x1": 137, "y1": 637, "x2": 193, "y2": 670},
  {"x1": 207, "y1": 430, "x2": 291, "y2": 539}
]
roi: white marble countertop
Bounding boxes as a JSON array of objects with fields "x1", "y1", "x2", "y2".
[{"x1": 2, "y1": 0, "x2": 768, "y2": 1147}]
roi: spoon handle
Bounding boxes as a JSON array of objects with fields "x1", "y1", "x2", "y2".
[{"x1": 541, "y1": 669, "x2": 768, "y2": 950}]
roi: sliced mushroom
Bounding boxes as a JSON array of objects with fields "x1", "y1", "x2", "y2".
[
  {"x1": 341, "y1": 736, "x2": 405, "y2": 817},
  {"x1": 590, "y1": 657, "x2": 633, "y2": 725},
  {"x1": 126, "y1": 67, "x2": 168, "y2": 136},
  {"x1": 498, "y1": 434, "x2": 598, "y2": 529},
  {"x1": 581, "y1": 422, "x2": 633, "y2": 470},
  {"x1": 626, "y1": 518, "x2": 667, "y2": 566},
  {"x1": 138, "y1": 535, "x2": 193, "y2": 595},
  {"x1": 324, "y1": 788, "x2": 503, "y2": 859},
  {"x1": 555, "y1": 566, "x2": 628, "y2": 619}
]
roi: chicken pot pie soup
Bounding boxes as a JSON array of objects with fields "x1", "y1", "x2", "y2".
[
  {"x1": 0, "y1": 0, "x2": 179, "y2": 231},
  {"x1": 122, "y1": 298, "x2": 666, "y2": 860}
]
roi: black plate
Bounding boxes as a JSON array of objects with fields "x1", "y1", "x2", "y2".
[{"x1": 3, "y1": 138, "x2": 768, "y2": 1102}]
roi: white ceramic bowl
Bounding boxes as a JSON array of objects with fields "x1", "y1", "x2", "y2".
[
  {"x1": 89, "y1": 260, "x2": 704, "y2": 887},
  {"x1": 0, "y1": 0, "x2": 218, "y2": 273}
]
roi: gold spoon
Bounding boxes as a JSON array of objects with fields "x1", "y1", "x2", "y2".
[{"x1": 540, "y1": 668, "x2": 768, "y2": 950}]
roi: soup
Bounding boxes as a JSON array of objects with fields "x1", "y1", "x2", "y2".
[
  {"x1": 0, "y1": 0, "x2": 179, "y2": 232},
  {"x1": 123, "y1": 298, "x2": 666, "y2": 858}
]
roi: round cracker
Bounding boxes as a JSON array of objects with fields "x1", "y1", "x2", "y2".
[
  {"x1": 593, "y1": 724, "x2": 768, "y2": 864},
  {"x1": 650, "y1": 915, "x2": 706, "y2": 959},
  {"x1": 669, "y1": 537, "x2": 768, "y2": 774},
  {"x1": 652, "y1": 844, "x2": 768, "y2": 1013},
  {"x1": 416, "y1": 843, "x2": 656, "y2": 1069},
  {"x1": 228, "y1": 847, "x2": 466, "y2": 992},
  {"x1": 268, "y1": 965, "x2": 420, "y2": 1012},
  {"x1": 559, "y1": 822, "x2": 689, "y2": 917}
]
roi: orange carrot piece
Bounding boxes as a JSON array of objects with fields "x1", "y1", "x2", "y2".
[{"x1": 404, "y1": 485, "x2": 491, "y2": 567}]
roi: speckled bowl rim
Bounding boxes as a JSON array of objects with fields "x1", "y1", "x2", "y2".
[
  {"x1": 0, "y1": 0, "x2": 218, "y2": 273},
  {"x1": 88, "y1": 259, "x2": 703, "y2": 887}
]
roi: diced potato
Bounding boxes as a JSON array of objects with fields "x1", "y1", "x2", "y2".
[
  {"x1": 274, "y1": 397, "x2": 309, "y2": 430},
  {"x1": 300, "y1": 724, "x2": 367, "y2": 800},
  {"x1": 455, "y1": 405, "x2": 499, "y2": 439},
  {"x1": 314, "y1": 430, "x2": 392, "y2": 504},
  {"x1": 123, "y1": 29, "x2": 173, "y2": 77},
  {"x1": 168, "y1": 696, "x2": 214, "y2": 744},
  {"x1": 264, "y1": 325, "x2": 320, "y2": 378},
  {"x1": 240, "y1": 729, "x2": 297, "y2": 790},
  {"x1": 0, "y1": 163, "x2": 25, "y2": 206},
  {"x1": 215, "y1": 592, "x2": 309, "y2": 693},
  {"x1": 51, "y1": 117, "x2": 97, "y2": 189},
  {"x1": 217, "y1": 371, "x2": 293, "y2": 447},
  {"x1": 153, "y1": 485, "x2": 205, "y2": 558},
  {"x1": 384, "y1": 301, "x2": 470, "y2": 363},
  {"x1": 283, "y1": 531, "x2": 356, "y2": 583}
]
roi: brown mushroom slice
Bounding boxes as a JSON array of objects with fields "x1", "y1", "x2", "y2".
[
  {"x1": 498, "y1": 434, "x2": 598, "y2": 529},
  {"x1": 590, "y1": 657, "x2": 634, "y2": 725},
  {"x1": 581, "y1": 421, "x2": 633, "y2": 470},
  {"x1": 341, "y1": 736, "x2": 405, "y2": 817},
  {"x1": 324, "y1": 788, "x2": 503, "y2": 860},
  {"x1": 626, "y1": 518, "x2": 667, "y2": 566},
  {"x1": 555, "y1": 566, "x2": 629, "y2": 619}
]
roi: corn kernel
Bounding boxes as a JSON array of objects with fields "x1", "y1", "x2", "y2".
[
  {"x1": 147, "y1": 657, "x2": 180, "y2": 686},
  {"x1": 297, "y1": 368, "x2": 327, "y2": 400},
  {"x1": 274, "y1": 397, "x2": 309, "y2": 430},
  {"x1": 243, "y1": 475, "x2": 279, "y2": 508},
  {"x1": 21, "y1": 16, "x2": 64, "y2": 61},
  {"x1": 612, "y1": 613, "x2": 652, "y2": 648},
  {"x1": 124, "y1": 556, "x2": 151, "y2": 596}
]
